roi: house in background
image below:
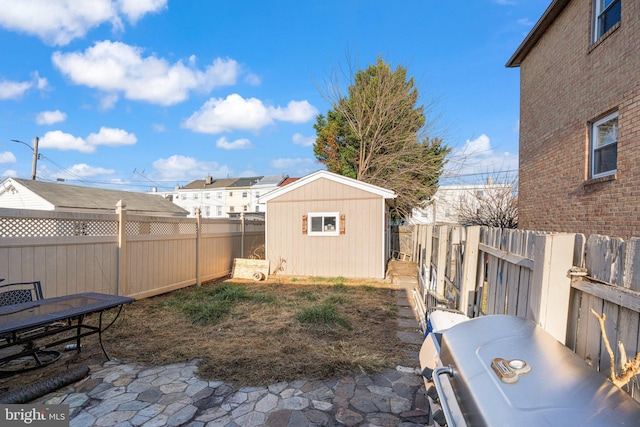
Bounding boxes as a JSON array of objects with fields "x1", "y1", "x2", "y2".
[
  {"x1": 152, "y1": 174, "x2": 289, "y2": 219},
  {"x1": 409, "y1": 179, "x2": 513, "y2": 225},
  {"x1": 259, "y1": 170, "x2": 396, "y2": 279},
  {"x1": 0, "y1": 178, "x2": 188, "y2": 217},
  {"x1": 507, "y1": 0, "x2": 638, "y2": 239}
]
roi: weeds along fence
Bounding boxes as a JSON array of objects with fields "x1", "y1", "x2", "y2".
[
  {"x1": 0, "y1": 206, "x2": 264, "y2": 300},
  {"x1": 412, "y1": 224, "x2": 640, "y2": 400}
]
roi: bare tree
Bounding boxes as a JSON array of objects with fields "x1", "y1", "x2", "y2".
[{"x1": 456, "y1": 177, "x2": 518, "y2": 228}]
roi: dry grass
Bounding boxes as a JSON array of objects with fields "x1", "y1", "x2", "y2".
[{"x1": 104, "y1": 276, "x2": 404, "y2": 386}]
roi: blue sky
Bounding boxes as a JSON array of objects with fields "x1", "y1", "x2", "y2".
[{"x1": 0, "y1": 0, "x2": 549, "y2": 191}]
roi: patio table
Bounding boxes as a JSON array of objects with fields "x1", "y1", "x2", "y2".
[{"x1": 0, "y1": 292, "x2": 134, "y2": 372}]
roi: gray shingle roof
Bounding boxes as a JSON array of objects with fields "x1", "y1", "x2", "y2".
[
  {"x1": 229, "y1": 177, "x2": 263, "y2": 188},
  {"x1": 182, "y1": 177, "x2": 238, "y2": 189},
  {"x1": 12, "y1": 178, "x2": 187, "y2": 216}
]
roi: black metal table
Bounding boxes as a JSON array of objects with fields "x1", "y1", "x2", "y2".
[{"x1": 0, "y1": 293, "x2": 134, "y2": 372}]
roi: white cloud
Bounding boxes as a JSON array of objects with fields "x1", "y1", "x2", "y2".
[
  {"x1": 152, "y1": 154, "x2": 232, "y2": 181},
  {"x1": 40, "y1": 130, "x2": 94, "y2": 153},
  {"x1": 216, "y1": 136, "x2": 253, "y2": 150},
  {"x1": 445, "y1": 134, "x2": 518, "y2": 180},
  {"x1": 271, "y1": 101, "x2": 318, "y2": 123},
  {"x1": 0, "y1": 80, "x2": 31, "y2": 100},
  {"x1": 292, "y1": 133, "x2": 315, "y2": 147},
  {"x1": 99, "y1": 93, "x2": 119, "y2": 110},
  {"x1": 463, "y1": 134, "x2": 492, "y2": 156},
  {"x1": 0, "y1": 73, "x2": 48, "y2": 100},
  {"x1": 86, "y1": 127, "x2": 137, "y2": 147},
  {"x1": 117, "y1": 0, "x2": 167, "y2": 23},
  {"x1": 0, "y1": 0, "x2": 167, "y2": 46},
  {"x1": 0, "y1": 151, "x2": 17, "y2": 163},
  {"x1": 152, "y1": 123, "x2": 166, "y2": 132},
  {"x1": 1, "y1": 169, "x2": 17, "y2": 178},
  {"x1": 36, "y1": 110, "x2": 67, "y2": 125},
  {"x1": 39, "y1": 127, "x2": 136, "y2": 153},
  {"x1": 59, "y1": 163, "x2": 115, "y2": 178},
  {"x1": 52, "y1": 41, "x2": 240, "y2": 105},
  {"x1": 244, "y1": 72, "x2": 261, "y2": 86},
  {"x1": 183, "y1": 94, "x2": 318, "y2": 134}
]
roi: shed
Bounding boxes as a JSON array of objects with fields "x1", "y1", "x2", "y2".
[{"x1": 258, "y1": 170, "x2": 396, "y2": 279}]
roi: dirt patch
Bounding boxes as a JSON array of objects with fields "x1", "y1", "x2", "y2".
[{"x1": 1, "y1": 277, "x2": 406, "y2": 395}]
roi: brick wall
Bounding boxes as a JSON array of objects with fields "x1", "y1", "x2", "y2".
[{"x1": 518, "y1": 0, "x2": 640, "y2": 239}]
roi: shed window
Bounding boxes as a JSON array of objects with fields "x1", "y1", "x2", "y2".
[{"x1": 308, "y1": 212, "x2": 340, "y2": 236}]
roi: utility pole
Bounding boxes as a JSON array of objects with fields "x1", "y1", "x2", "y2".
[
  {"x1": 31, "y1": 137, "x2": 39, "y2": 180},
  {"x1": 11, "y1": 137, "x2": 39, "y2": 180}
]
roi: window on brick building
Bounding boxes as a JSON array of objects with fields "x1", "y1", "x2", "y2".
[
  {"x1": 593, "y1": 0, "x2": 621, "y2": 42},
  {"x1": 590, "y1": 112, "x2": 618, "y2": 178}
]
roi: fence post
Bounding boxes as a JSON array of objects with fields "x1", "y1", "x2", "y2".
[
  {"x1": 529, "y1": 233, "x2": 575, "y2": 344},
  {"x1": 116, "y1": 200, "x2": 127, "y2": 296},
  {"x1": 459, "y1": 226, "x2": 480, "y2": 316},
  {"x1": 196, "y1": 208, "x2": 202, "y2": 286},
  {"x1": 435, "y1": 225, "x2": 448, "y2": 297}
]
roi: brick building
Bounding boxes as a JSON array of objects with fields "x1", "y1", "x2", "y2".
[{"x1": 507, "y1": 0, "x2": 639, "y2": 239}]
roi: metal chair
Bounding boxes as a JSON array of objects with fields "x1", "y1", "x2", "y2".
[
  {"x1": 0, "y1": 281, "x2": 61, "y2": 374},
  {"x1": 0, "y1": 281, "x2": 44, "y2": 307}
]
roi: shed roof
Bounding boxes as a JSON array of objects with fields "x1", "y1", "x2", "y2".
[
  {"x1": 258, "y1": 170, "x2": 396, "y2": 204},
  {"x1": 506, "y1": 0, "x2": 570, "y2": 68},
  {"x1": 1, "y1": 178, "x2": 187, "y2": 216}
]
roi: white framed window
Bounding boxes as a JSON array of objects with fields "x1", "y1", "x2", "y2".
[
  {"x1": 242, "y1": 192, "x2": 248, "y2": 198},
  {"x1": 193, "y1": 193, "x2": 198, "y2": 200},
  {"x1": 217, "y1": 207, "x2": 222, "y2": 216},
  {"x1": 308, "y1": 212, "x2": 339, "y2": 236},
  {"x1": 255, "y1": 206, "x2": 260, "y2": 213},
  {"x1": 217, "y1": 192, "x2": 222, "y2": 199},
  {"x1": 180, "y1": 193, "x2": 186, "y2": 200},
  {"x1": 591, "y1": 111, "x2": 618, "y2": 178},
  {"x1": 593, "y1": 0, "x2": 621, "y2": 42},
  {"x1": 204, "y1": 192, "x2": 210, "y2": 199}
]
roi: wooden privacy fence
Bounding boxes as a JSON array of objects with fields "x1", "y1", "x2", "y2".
[
  {"x1": 412, "y1": 224, "x2": 640, "y2": 400},
  {"x1": 0, "y1": 205, "x2": 264, "y2": 300}
]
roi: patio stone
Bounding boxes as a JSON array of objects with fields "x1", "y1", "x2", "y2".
[
  {"x1": 335, "y1": 407, "x2": 363, "y2": 426},
  {"x1": 138, "y1": 387, "x2": 163, "y2": 403},
  {"x1": 95, "y1": 410, "x2": 136, "y2": 426},
  {"x1": 278, "y1": 396, "x2": 309, "y2": 410},
  {"x1": 254, "y1": 393, "x2": 278, "y2": 413},
  {"x1": 167, "y1": 404, "x2": 197, "y2": 426},
  {"x1": 63, "y1": 392, "x2": 88, "y2": 408}
]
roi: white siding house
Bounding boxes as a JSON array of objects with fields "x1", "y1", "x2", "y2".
[
  {"x1": 410, "y1": 181, "x2": 513, "y2": 225},
  {"x1": 152, "y1": 175, "x2": 288, "y2": 218},
  {"x1": 0, "y1": 178, "x2": 188, "y2": 216}
]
